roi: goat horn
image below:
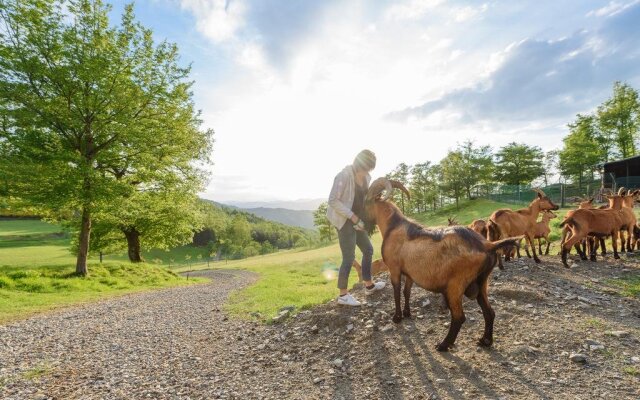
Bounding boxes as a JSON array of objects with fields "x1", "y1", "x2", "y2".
[
  {"x1": 618, "y1": 186, "x2": 626, "y2": 195},
  {"x1": 366, "y1": 177, "x2": 393, "y2": 202},
  {"x1": 389, "y1": 180, "x2": 411, "y2": 200},
  {"x1": 533, "y1": 188, "x2": 545, "y2": 196}
]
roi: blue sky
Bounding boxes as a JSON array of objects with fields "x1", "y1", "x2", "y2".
[{"x1": 109, "y1": 0, "x2": 640, "y2": 203}]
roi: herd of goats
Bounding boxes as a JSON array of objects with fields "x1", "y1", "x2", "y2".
[{"x1": 348, "y1": 177, "x2": 637, "y2": 351}]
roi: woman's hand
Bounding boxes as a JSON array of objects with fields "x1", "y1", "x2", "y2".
[{"x1": 350, "y1": 214, "x2": 360, "y2": 224}]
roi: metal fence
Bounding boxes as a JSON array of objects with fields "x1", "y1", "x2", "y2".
[{"x1": 485, "y1": 180, "x2": 603, "y2": 207}]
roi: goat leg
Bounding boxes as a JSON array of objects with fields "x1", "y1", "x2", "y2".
[
  {"x1": 620, "y1": 231, "x2": 626, "y2": 253},
  {"x1": 589, "y1": 237, "x2": 597, "y2": 262},
  {"x1": 544, "y1": 237, "x2": 551, "y2": 255},
  {"x1": 403, "y1": 276, "x2": 413, "y2": 319},
  {"x1": 527, "y1": 234, "x2": 541, "y2": 263},
  {"x1": 538, "y1": 239, "x2": 542, "y2": 255},
  {"x1": 599, "y1": 238, "x2": 606, "y2": 255},
  {"x1": 436, "y1": 289, "x2": 465, "y2": 352},
  {"x1": 476, "y1": 279, "x2": 494, "y2": 347},
  {"x1": 391, "y1": 272, "x2": 403, "y2": 323},
  {"x1": 612, "y1": 230, "x2": 620, "y2": 259}
]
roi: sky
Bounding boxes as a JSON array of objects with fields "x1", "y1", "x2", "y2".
[{"x1": 109, "y1": 0, "x2": 640, "y2": 203}]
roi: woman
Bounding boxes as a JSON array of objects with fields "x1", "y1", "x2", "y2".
[{"x1": 327, "y1": 149, "x2": 386, "y2": 306}]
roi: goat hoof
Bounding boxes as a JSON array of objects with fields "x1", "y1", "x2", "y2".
[
  {"x1": 392, "y1": 314, "x2": 402, "y2": 323},
  {"x1": 403, "y1": 310, "x2": 411, "y2": 319},
  {"x1": 563, "y1": 263, "x2": 570, "y2": 269},
  {"x1": 534, "y1": 258, "x2": 541, "y2": 264},
  {"x1": 590, "y1": 256, "x2": 597, "y2": 262},
  {"x1": 614, "y1": 255, "x2": 620, "y2": 259},
  {"x1": 477, "y1": 337, "x2": 493, "y2": 347},
  {"x1": 435, "y1": 342, "x2": 450, "y2": 352}
]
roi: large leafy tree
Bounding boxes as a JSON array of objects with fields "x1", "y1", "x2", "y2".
[
  {"x1": 597, "y1": 82, "x2": 640, "y2": 159},
  {"x1": 494, "y1": 143, "x2": 544, "y2": 191},
  {"x1": 439, "y1": 151, "x2": 466, "y2": 208},
  {"x1": 559, "y1": 114, "x2": 603, "y2": 188},
  {"x1": 457, "y1": 140, "x2": 493, "y2": 198},
  {"x1": 409, "y1": 162, "x2": 439, "y2": 213},
  {"x1": 0, "y1": 0, "x2": 213, "y2": 275}
]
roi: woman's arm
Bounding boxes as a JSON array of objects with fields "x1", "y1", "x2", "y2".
[{"x1": 328, "y1": 173, "x2": 357, "y2": 222}]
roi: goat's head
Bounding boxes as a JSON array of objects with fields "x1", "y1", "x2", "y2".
[
  {"x1": 578, "y1": 197, "x2": 594, "y2": 209},
  {"x1": 363, "y1": 177, "x2": 410, "y2": 233},
  {"x1": 542, "y1": 210, "x2": 558, "y2": 220},
  {"x1": 533, "y1": 188, "x2": 559, "y2": 210},
  {"x1": 447, "y1": 217, "x2": 458, "y2": 226}
]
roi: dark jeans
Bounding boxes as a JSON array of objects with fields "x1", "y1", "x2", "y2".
[{"x1": 337, "y1": 222, "x2": 373, "y2": 290}]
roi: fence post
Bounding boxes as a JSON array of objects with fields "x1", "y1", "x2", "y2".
[{"x1": 561, "y1": 183, "x2": 565, "y2": 208}]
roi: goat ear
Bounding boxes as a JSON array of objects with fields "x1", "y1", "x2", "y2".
[{"x1": 588, "y1": 197, "x2": 594, "y2": 203}]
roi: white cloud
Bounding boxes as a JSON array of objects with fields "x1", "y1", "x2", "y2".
[
  {"x1": 586, "y1": 0, "x2": 640, "y2": 17},
  {"x1": 179, "y1": 0, "x2": 246, "y2": 43}
]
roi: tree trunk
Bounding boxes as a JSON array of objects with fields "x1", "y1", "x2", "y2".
[
  {"x1": 76, "y1": 206, "x2": 91, "y2": 276},
  {"x1": 123, "y1": 227, "x2": 143, "y2": 262}
]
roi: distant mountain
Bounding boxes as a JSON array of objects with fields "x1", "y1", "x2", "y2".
[
  {"x1": 225, "y1": 198, "x2": 325, "y2": 211},
  {"x1": 242, "y1": 207, "x2": 315, "y2": 230}
]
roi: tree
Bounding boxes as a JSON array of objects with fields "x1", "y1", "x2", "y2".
[
  {"x1": 494, "y1": 143, "x2": 545, "y2": 194},
  {"x1": 386, "y1": 163, "x2": 410, "y2": 213},
  {"x1": 0, "y1": 0, "x2": 212, "y2": 275},
  {"x1": 597, "y1": 82, "x2": 640, "y2": 159},
  {"x1": 439, "y1": 151, "x2": 466, "y2": 208},
  {"x1": 559, "y1": 114, "x2": 603, "y2": 189},
  {"x1": 457, "y1": 140, "x2": 493, "y2": 198},
  {"x1": 227, "y1": 215, "x2": 252, "y2": 248},
  {"x1": 313, "y1": 202, "x2": 333, "y2": 242},
  {"x1": 409, "y1": 162, "x2": 438, "y2": 213}
]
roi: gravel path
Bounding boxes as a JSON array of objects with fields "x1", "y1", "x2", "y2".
[
  {"x1": 0, "y1": 269, "x2": 326, "y2": 399},
  {"x1": 1, "y1": 259, "x2": 640, "y2": 400}
]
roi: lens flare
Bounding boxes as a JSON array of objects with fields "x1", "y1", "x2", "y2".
[{"x1": 321, "y1": 261, "x2": 338, "y2": 281}]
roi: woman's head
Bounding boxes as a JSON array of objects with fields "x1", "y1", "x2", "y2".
[{"x1": 353, "y1": 149, "x2": 376, "y2": 173}]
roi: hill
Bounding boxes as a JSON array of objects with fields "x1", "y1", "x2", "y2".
[{"x1": 239, "y1": 207, "x2": 314, "y2": 230}]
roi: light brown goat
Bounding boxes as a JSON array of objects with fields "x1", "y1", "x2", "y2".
[
  {"x1": 487, "y1": 189, "x2": 559, "y2": 268},
  {"x1": 560, "y1": 208, "x2": 624, "y2": 267},
  {"x1": 606, "y1": 189, "x2": 639, "y2": 253},
  {"x1": 351, "y1": 259, "x2": 388, "y2": 281},
  {"x1": 532, "y1": 211, "x2": 557, "y2": 255},
  {"x1": 363, "y1": 178, "x2": 521, "y2": 351},
  {"x1": 468, "y1": 219, "x2": 488, "y2": 238}
]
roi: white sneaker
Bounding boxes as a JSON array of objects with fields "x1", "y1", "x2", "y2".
[
  {"x1": 365, "y1": 281, "x2": 386, "y2": 295},
  {"x1": 337, "y1": 293, "x2": 361, "y2": 306}
]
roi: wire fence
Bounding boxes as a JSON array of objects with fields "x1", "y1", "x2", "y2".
[{"x1": 485, "y1": 180, "x2": 605, "y2": 207}]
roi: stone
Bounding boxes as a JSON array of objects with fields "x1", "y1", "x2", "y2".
[
  {"x1": 380, "y1": 324, "x2": 394, "y2": 333},
  {"x1": 332, "y1": 358, "x2": 344, "y2": 368},
  {"x1": 605, "y1": 330, "x2": 629, "y2": 338},
  {"x1": 310, "y1": 325, "x2": 319, "y2": 334},
  {"x1": 313, "y1": 377, "x2": 324, "y2": 384},
  {"x1": 569, "y1": 353, "x2": 587, "y2": 364}
]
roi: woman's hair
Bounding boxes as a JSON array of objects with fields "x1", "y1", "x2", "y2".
[{"x1": 353, "y1": 149, "x2": 376, "y2": 172}]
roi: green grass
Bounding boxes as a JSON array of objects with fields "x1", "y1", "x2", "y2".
[
  {"x1": 623, "y1": 366, "x2": 639, "y2": 376},
  {"x1": 607, "y1": 276, "x2": 640, "y2": 297},
  {"x1": 0, "y1": 262, "x2": 204, "y2": 323}
]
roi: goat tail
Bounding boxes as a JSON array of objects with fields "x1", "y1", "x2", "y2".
[
  {"x1": 484, "y1": 235, "x2": 524, "y2": 253},
  {"x1": 559, "y1": 217, "x2": 578, "y2": 231},
  {"x1": 486, "y1": 219, "x2": 501, "y2": 241}
]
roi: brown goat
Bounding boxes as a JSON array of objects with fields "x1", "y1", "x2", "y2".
[
  {"x1": 363, "y1": 178, "x2": 521, "y2": 351},
  {"x1": 487, "y1": 189, "x2": 559, "y2": 268},
  {"x1": 468, "y1": 219, "x2": 488, "y2": 237},
  {"x1": 560, "y1": 208, "x2": 624, "y2": 267},
  {"x1": 351, "y1": 259, "x2": 389, "y2": 281},
  {"x1": 532, "y1": 211, "x2": 557, "y2": 255},
  {"x1": 606, "y1": 189, "x2": 639, "y2": 253}
]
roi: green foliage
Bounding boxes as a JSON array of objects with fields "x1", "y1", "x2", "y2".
[
  {"x1": 313, "y1": 202, "x2": 334, "y2": 242},
  {"x1": 494, "y1": 142, "x2": 545, "y2": 187},
  {"x1": 559, "y1": 114, "x2": 604, "y2": 187},
  {"x1": 386, "y1": 163, "x2": 410, "y2": 212},
  {"x1": 0, "y1": 0, "x2": 212, "y2": 274},
  {"x1": 597, "y1": 82, "x2": 640, "y2": 159}
]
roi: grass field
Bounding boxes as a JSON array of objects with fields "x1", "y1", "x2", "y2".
[{"x1": 0, "y1": 219, "x2": 205, "y2": 322}]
